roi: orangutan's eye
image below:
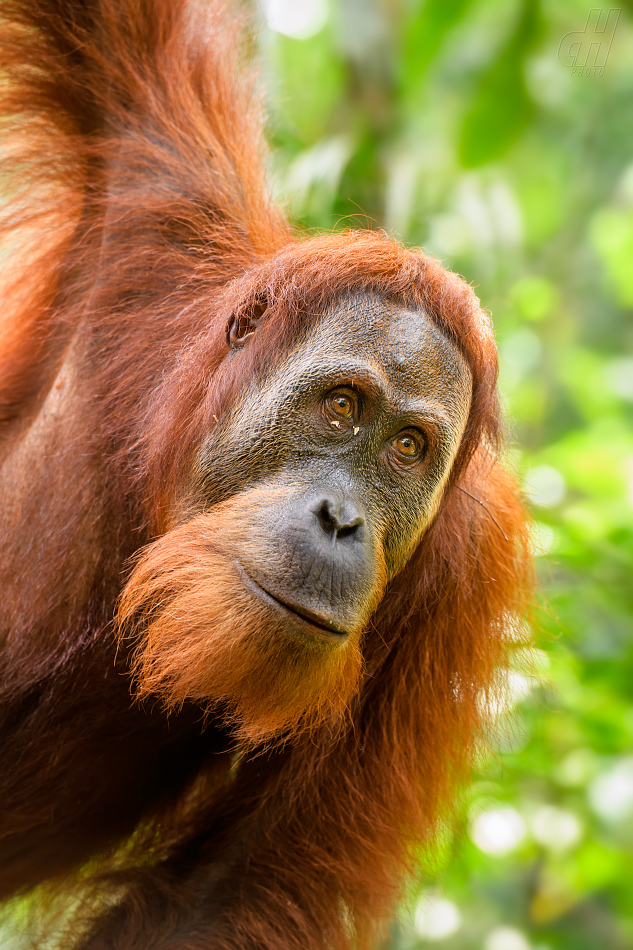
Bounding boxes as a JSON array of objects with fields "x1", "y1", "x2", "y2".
[
  {"x1": 325, "y1": 390, "x2": 357, "y2": 423},
  {"x1": 391, "y1": 430, "x2": 425, "y2": 463}
]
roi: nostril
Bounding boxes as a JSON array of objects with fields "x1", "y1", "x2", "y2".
[
  {"x1": 336, "y1": 523, "x2": 358, "y2": 540},
  {"x1": 312, "y1": 495, "x2": 365, "y2": 542},
  {"x1": 316, "y1": 500, "x2": 337, "y2": 538}
]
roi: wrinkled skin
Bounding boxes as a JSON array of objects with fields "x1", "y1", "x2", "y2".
[{"x1": 192, "y1": 294, "x2": 472, "y2": 642}]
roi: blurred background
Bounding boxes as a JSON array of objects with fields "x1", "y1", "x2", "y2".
[{"x1": 259, "y1": 1, "x2": 633, "y2": 948}]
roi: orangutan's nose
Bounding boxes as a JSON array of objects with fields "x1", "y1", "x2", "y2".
[{"x1": 311, "y1": 492, "x2": 365, "y2": 543}]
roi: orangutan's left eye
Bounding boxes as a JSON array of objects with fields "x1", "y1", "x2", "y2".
[{"x1": 390, "y1": 430, "x2": 426, "y2": 463}]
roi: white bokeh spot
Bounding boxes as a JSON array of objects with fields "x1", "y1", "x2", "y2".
[
  {"x1": 471, "y1": 807, "x2": 527, "y2": 855},
  {"x1": 485, "y1": 925, "x2": 532, "y2": 950},
  {"x1": 262, "y1": 0, "x2": 328, "y2": 39},
  {"x1": 531, "y1": 805, "x2": 582, "y2": 852},
  {"x1": 414, "y1": 894, "x2": 462, "y2": 941},
  {"x1": 589, "y1": 757, "x2": 633, "y2": 822}
]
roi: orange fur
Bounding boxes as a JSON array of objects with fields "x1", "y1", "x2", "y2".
[
  {"x1": 117, "y1": 488, "x2": 383, "y2": 746},
  {"x1": 0, "y1": 1, "x2": 534, "y2": 947}
]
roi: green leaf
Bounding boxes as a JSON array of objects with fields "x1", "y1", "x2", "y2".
[{"x1": 459, "y1": 0, "x2": 539, "y2": 168}]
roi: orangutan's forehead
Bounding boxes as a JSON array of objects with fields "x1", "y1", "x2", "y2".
[{"x1": 301, "y1": 293, "x2": 472, "y2": 404}]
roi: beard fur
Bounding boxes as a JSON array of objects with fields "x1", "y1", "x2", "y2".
[{"x1": 116, "y1": 489, "x2": 367, "y2": 747}]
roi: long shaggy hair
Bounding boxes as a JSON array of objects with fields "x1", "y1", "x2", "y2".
[
  {"x1": 0, "y1": 1, "x2": 534, "y2": 947},
  {"x1": 118, "y1": 487, "x2": 377, "y2": 746}
]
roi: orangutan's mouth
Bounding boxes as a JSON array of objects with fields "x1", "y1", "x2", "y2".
[{"x1": 235, "y1": 563, "x2": 349, "y2": 642}]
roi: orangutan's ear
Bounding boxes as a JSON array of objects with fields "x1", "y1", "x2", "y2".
[{"x1": 225, "y1": 296, "x2": 269, "y2": 348}]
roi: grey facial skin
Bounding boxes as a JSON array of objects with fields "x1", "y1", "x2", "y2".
[{"x1": 195, "y1": 294, "x2": 472, "y2": 639}]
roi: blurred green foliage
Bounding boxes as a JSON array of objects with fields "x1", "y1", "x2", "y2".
[{"x1": 262, "y1": 1, "x2": 633, "y2": 948}]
